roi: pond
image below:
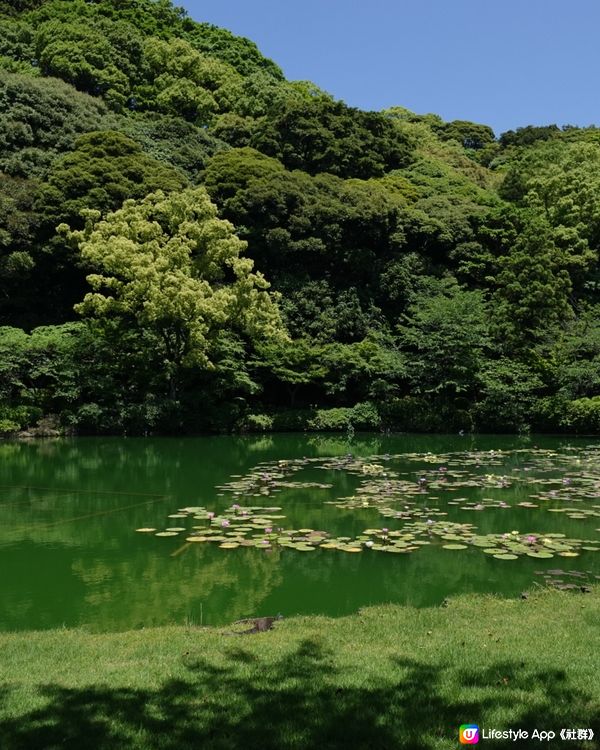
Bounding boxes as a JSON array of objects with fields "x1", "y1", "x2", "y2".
[{"x1": 1, "y1": 433, "x2": 600, "y2": 632}]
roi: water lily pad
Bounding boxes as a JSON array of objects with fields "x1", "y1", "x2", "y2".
[
  {"x1": 442, "y1": 544, "x2": 468, "y2": 550},
  {"x1": 493, "y1": 554, "x2": 518, "y2": 560},
  {"x1": 219, "y1": 542, "x2": 240, "y2": 549},
  {"x1": 135, "y1": 528, "x2": 156, "y2": 533},
  {"x1": 155, "y1": 531, "x2": 179, "y2": 537},
  {"x1": 526, "y1": 551, "x2": 554, "y2": 559}
]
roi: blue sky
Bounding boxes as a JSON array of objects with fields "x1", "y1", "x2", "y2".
[{"x1": 180, "y1": 0, "x2": 599, "y2": 136}]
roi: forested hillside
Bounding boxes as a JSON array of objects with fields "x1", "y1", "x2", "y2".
[{"x1": 2, "y1": 0, "x2": 600, "y2": 435}]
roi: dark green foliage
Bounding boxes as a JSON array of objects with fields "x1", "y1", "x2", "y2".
[
  {"x1": 499, "y1": 124, "x2": 561, "y2": 148},
  {"x1": 249, "y1": 96, "x2": 414, "y2": 178},
  {"x1": 35, "y1": 130, "x2": 187, "y2": 228},
  {"x1": 473, "y1": 359, "x2": 544, "y2": 433},
  {"x1": 1, "y1": 0, "x2": 600, "y2": 435},
  {"x1": 0, "y1": 324, "x2": 81, "y2": 419},
  {"x1": 561, "y1": 396, "x2": 600, "y2": 433},
  {"x1": 116, "y1": 113, "x2": 228, "y2": 182},
  {"x1": 183, "y1": 21, "x2": 283, "y2": 79},
  {"x1": 0, "y1": 0, "x2": 45, "y2": 14},
  {"x1": 397, "y1": 279, "x2": 490, "y2": 398},
  {"x1": 0, "y1": 71, "x2": 109, "y2": 176},
  {"x1": 0, "y1": 173, "x2": 39, "y2": 324},
  {"x1": 437, "y1": 120, "x2": 496, "y2": 150},
  {"x1": 12, "y1": 130, "x2": 188, "y2": 324},
  {"x1": 203, "y1": 147, "x2": 407, "y2": 335},
  {"x1": 490, "y1": 215, "x2": 574, "y2": 347}
]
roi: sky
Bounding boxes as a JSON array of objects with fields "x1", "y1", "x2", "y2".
[{"x1": 180, "y1": 0, "x2": 600, "y2": 136}]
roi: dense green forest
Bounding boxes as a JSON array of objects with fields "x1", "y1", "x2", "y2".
[{"x1": 1, "y1": 0, "x2": 600, "y2": 435}]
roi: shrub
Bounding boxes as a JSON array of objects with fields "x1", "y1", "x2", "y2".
[
  {"x1": 307, "y1": 402, "x2": 381, "y2": 432},
  {"x1": 241, "y1": 413, "x2": 274, "y2": 432},
  {"x1": 561, "y1": 397, "x2": 600, "y2": 433},
  {"x1": 0, "y1": 418, "x2": 19, "y2": 434}
]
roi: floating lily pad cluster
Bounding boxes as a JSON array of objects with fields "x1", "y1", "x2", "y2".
[
  {"x1": 215, "y1": 461, "x2": 332, "y2": 497},
  {"x1": 138, "y1": 503, "x2": 346, "y2": 551},
  {"x1": 137, "y1": 447, "x2": 600, "y2": 572}
]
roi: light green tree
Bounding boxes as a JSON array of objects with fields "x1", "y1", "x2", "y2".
[{"x1": 59, "y1": 187, "x2": 284, "y2": 399}]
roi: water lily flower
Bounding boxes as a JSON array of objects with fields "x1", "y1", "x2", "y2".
[
  {"x1": 526, "y1": 535, "x2": 537, "y2": 544},
  {"x1": 364, "y1": 541, "x2": 374, "y2": 548},
  {"x1": 221, "y1": 519, "x2": 230, "y2": 528},
  {"x1": 265, "y1": 527, "x2": 273, "y2": 534},
  {"x1": 207, "y1": 512, "x2": 215, "y2": 520}
]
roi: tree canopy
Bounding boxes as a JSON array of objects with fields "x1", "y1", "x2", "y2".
[{"x1": 1, "y1": 0, "x2": 600, "y2": 435}]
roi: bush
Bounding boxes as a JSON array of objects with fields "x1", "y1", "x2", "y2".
[
  {"x1": 0, "y1": 418, "x2": 19, "y2": 435},
  {"x1": 561, "y1": 397, "x2": 600, "y2": 433},
  {"x1": 0, "y1": 404, "x2": 42, "y2": 430},
  {"x1": 241, "y1": 413, "x2": 274, "y2": 432},
  {"x1": 307, "y1": 407, "x2": 353, "y2": 431},
  {"x1": 348, "y1": 402, "x2": 381, "y2": 430},
  {"x1": 307, "y1": 402, "x2": 381, "y2": 432}
]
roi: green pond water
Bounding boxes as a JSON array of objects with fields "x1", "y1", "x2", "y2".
[{"x1": 1, "y1": 433, "x2": 600, "y2": 632}]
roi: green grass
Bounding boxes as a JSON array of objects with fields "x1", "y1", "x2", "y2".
[{"x1": 1, "y1": 589, "x2": 599, "y2": 749}]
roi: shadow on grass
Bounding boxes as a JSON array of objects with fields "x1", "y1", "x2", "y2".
[{"x1": 1, "y1": 639, "x2": 598, "y2": 749}]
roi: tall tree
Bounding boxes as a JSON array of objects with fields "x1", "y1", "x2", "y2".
[{"x1": 60, "y1": 187, "x2": 284, "y2": 399}]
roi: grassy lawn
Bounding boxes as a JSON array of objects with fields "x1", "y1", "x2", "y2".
[{"x1": 1, "y1": 589, "x2": 599, "y2": 749}]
